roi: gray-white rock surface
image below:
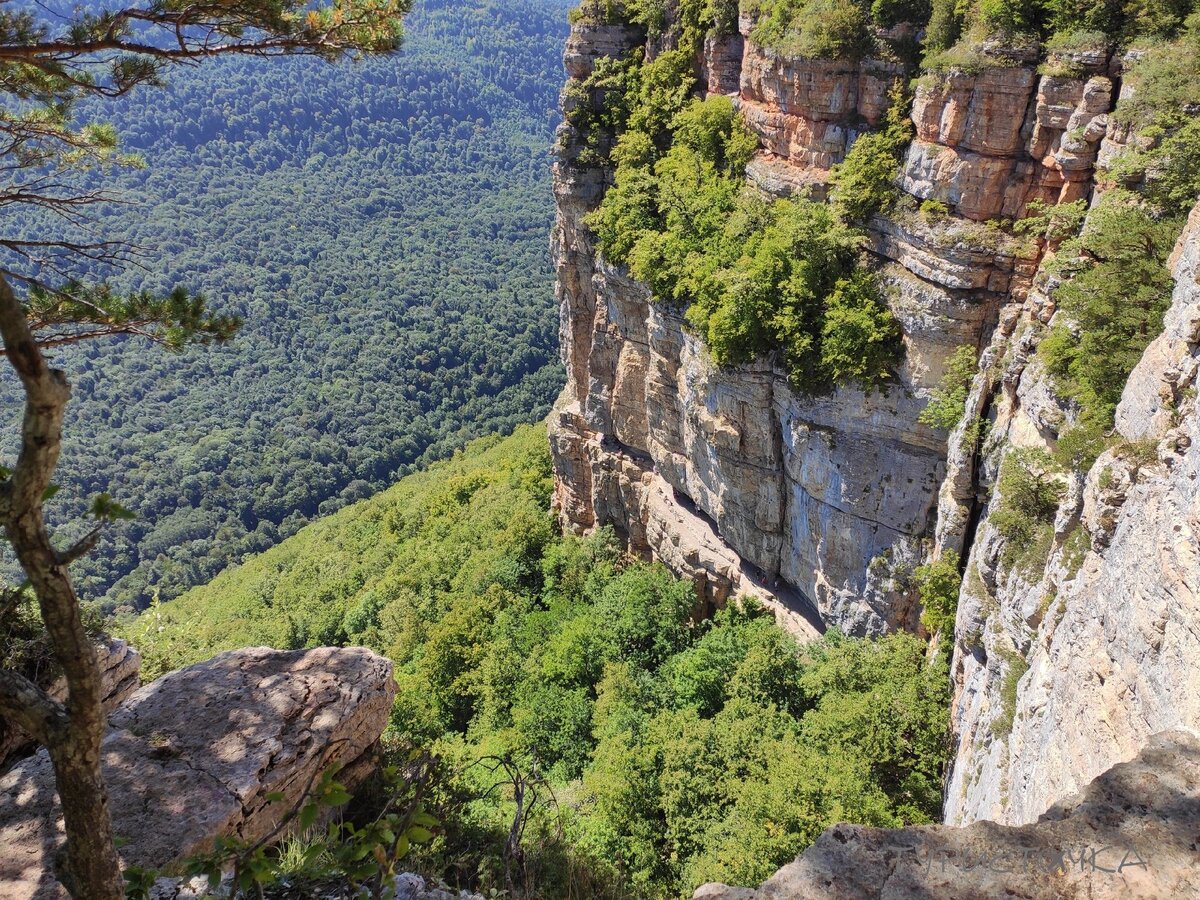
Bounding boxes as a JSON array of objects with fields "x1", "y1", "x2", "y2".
[
  {"x1": 944, "y1": 195, "x2": 1200, "y2": 827},
  {"x1": 0, "y1": 646, "x2": 395, "y2": 899}
]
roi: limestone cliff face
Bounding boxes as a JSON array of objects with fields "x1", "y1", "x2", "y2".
[
  {"x1": 549, "y1": 8, "x2": 1199, "y2": 841},
  {"x1": 549, "y1": 16, "x2": 1110, "y2": 637},
  {"x1": 942, "y1": 198, "x2": 1200, "y2": 827}
]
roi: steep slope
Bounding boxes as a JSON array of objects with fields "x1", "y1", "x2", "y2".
[
  {"x1": 942, "y1": 150, "x2": 1200, "y2": 828},
  {"x1": 0, "y1": 0, "x2": 571, "y2": 611},
  {"x1": 550, "y1": 10, "x2": 1112, "y2": 637},
  {"x1": 125, "y1": 423, "x2": 952, "y2": 897}
]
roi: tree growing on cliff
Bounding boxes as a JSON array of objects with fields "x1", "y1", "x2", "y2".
[{"x1": 0, "y1": 2, "x2": 409, "y2": 897}]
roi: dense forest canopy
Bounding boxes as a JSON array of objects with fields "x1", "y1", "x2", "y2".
[
  {"x1": 128, "y1": 425, "x2": 950, "y2": 898},
  {"x1": 0, "y1": 0, "x2": 571, "y2": 613}
]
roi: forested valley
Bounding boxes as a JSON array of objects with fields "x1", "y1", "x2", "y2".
[
  {"x1": 0, "y1": 0, "x2": 570, "y2": 613},
  {"x1": 129, "y1": 425, "x2": 950, "y2": 898}
]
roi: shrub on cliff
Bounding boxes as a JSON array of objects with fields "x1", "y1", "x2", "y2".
[
  {"x1": 590, "y1": 92, "x2": 904, "y2": 392},
  {"x1": 829, "y1": 82, "x2": 914, "y2": 222},
  {"x1": 914, "y1": 551, "x2": 962, "y2": 635},
  {"x1": 748, "y1": 0, "x2": 875, "y2": 59},
  {"x1": 918, "y1": 345, "x2": 978, "y2": 431},
  {"x1": 989, "y1": 447, "x2": 1065, "y2": 573},
  {"x1": 1040, "y1": 190, "x2": 1178, "y2": 429},
  {"x1": 819, "y1": 271, "x2": 904, "y2": 388}
]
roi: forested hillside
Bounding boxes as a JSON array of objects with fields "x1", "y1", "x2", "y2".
[
  {"x1": 0, "y1": 0, "x2": 570, "y2": 612},
  {"x1": 127, "y1": 424, "x2": 950, "y2": 898}
]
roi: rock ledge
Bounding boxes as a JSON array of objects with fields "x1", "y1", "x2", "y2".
[{"x1": 0, "y1": 646, "x2": 396, "y2": 899}]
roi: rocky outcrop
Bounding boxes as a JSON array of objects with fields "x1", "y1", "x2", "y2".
[
  {"x1": 549, "y1": 15, "x2": 1091, "y2": 635},
  {"x1": 738, "y1": 16, "x2": 904, "y2": 194},
  {"x1": 943, "y1": 193, "x2": 1200, "y2": 827},
  {"x1": 0, "y1": 646, "x2": 396, "y2": 899},
  {"x1": 692, "y1": 729, "x2": 1200, "y2": 899},
  {"x1": 900, "y1": 48, "x2": 1112, "y2": 220},
  {"x1": 0, "y1": 638, "x2": 141, "y2": 770}
]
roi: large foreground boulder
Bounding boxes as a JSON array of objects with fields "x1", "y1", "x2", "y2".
[
  {"x1": 694, "y1": 730, "x2": 1200, "y2": 899},
  {"x1": 0, "y1": 646, "x2": 396, "y2": 899}
]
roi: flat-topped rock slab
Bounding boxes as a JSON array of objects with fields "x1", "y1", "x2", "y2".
[{"x1": 0, "y1": 646, "x2": 396, "y2": 899}]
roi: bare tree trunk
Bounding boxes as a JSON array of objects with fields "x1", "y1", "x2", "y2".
[{"x1": 0, "y1": 273, "x2": 124, "y2": 900}]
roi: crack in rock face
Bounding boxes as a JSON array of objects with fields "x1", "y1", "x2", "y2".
[{"x1": 0, "y1": 646, "x2": 396, "y2": 900}]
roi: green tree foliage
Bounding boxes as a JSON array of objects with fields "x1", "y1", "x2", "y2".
[
  {"x1": 819, "y1": 270, "x2": 903, "y2": 385},
  {"x1": 1039, "y1": 190, "x2": 1179, "y2": 429},
  {"x1": 1, "y1": 0, "x2": 572, "y2": 612},
  {"x1": 918, "y1": 345, "x2": 978, "y2": 430},
  {"x1": 589, "y1": 90, "x2": 903, "y2": 391},
  {"x1": 924, "y1": 0, "x2": 965, "y2": 51},
  {"x1": 913, "y1": 550, "x2": 961, "y2": 634},
  {"x1": 747, "y1": 0, "x2": 874, "y2": 59},
  {"x1": 828, "y1": 83, "x2": 915, "y2": 222},
  {"x1": 930, "y1": 0, "x2": 1194, "y2": 46},
  {"x1": 989, "y1": 447, "x2": 1065, "y2": 573},
  {"x1": 129, "y1": 425, "x2": 952, "y2": 898},
  {"x1": 744, "y1": 0, "x2": 932, "y2": 55}
]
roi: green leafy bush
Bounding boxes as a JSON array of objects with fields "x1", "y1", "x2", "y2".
[
  {"x1": 989, "y1": 447, "x2": 1065, "y2": 574},
  {"x1": 1040, "y1": 190, "x2": 1178, "y2": 429},
  {"x1": 1013, "y1": 197, "x2": 1087, "y2": 245},
  {"x1": 829, "y1": 83, "x2": 915, "y2": 222},
  {"x1": 918, "y1": 345, "x2": 978, "y2": 431},
  {"x1": 563, "y1": 50, "x2": 643, "y2": 165},
  {"x1": 748, "y1": 0, "x2": 875, "y2": 59},
  {"x1": 913, "y1": 550, "x2": 962, "y2": 634},
  {"x1": 568, "y1": 0, "x2": 625, "y2": 24},
  {"x1": 820, "y1": 271, "x2": 903, "y2": 388},
  {"x1": 991, "y1": 649, "x2": 1029, "y2": 738},
  {"x1": 977, "y1": 0, "x2": 1042, "y2": 37}
]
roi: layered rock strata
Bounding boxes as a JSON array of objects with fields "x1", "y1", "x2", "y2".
[
  {"x1": 0, "y1": 646, "x2": 396, "y2": 899},
  {"x1": 549, "y1": 15, "x2": 1114, "y2": 636}
]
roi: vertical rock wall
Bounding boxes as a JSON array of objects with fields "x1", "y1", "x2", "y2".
[
  {"x1": 549, "y1": 8, "x2": 1199, "y2": 831},
  {"x1": 943, "y1": 198, "x2": 1200, "y2": 827},
  {"x1": 550, "y1": 15, "x2": 1112, "y2": 636}
]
